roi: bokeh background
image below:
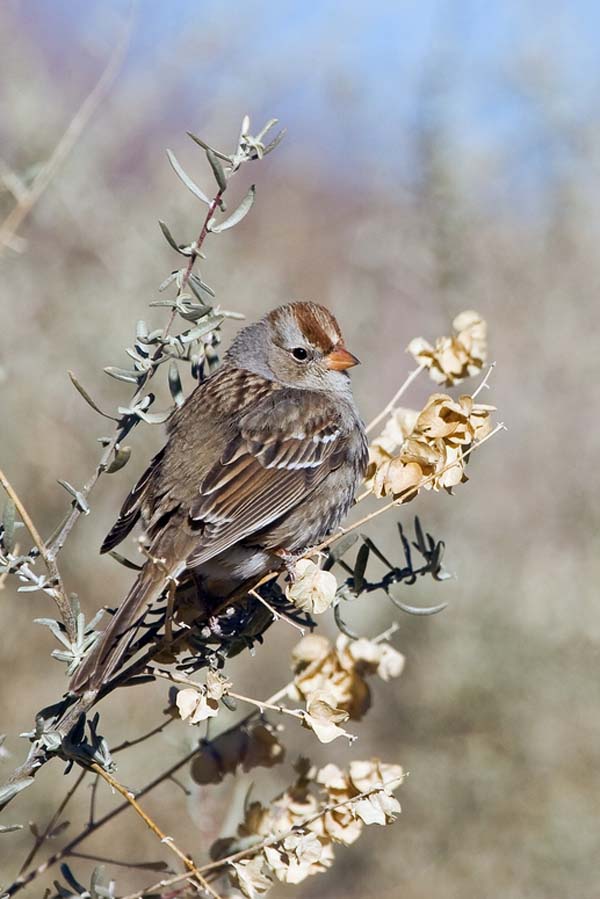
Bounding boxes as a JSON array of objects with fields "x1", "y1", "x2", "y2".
[{"x1": 2, "y1": 1, "x2": 600, "y2": 897}]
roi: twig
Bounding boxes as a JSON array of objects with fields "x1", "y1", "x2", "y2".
[
  {"x1": 0, "y1": 7, "x2": 134, "y2": 254},
  {"x1": 119, "y1": 778, "x2": 403, "y2": 899},
  {"x1": 111, "y1": 716, "x2": 174, "y2": 754},
  {"x1": 249, "y1": 587, "x2": 305, "y2": 635},
  {"x1": 5, "y1": 683, "x2": 293, "y2": 896},
  {"x1": 17, "y1": 769, "x2": 86, "y2": 875},
  {"x1": 313, "y1": 421, "x2": 507, "y2": 556},
  {"x1": 87, "y1": 773, "x2": 100, "y2": 827},
  {"x1": 89, "y1": 763, "x2": 222, "y2": 899},
  {"x1": 366, "y1": 364, "x2": 425, "y2": 434},
  {"x1": 0, "y1": 467, "x2": 76, "y2": 640},
  {"x1": 472, "y1": 361, "x2": 496, "y2": 399}
]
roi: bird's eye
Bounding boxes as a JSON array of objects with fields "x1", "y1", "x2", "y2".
[{"x1": 291, "y1": 347, "x2": 308, "y2": 361}]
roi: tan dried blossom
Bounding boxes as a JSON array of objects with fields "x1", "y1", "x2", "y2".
[
  {"x1": 303, "y1": 689, "x2": 352, "y2": 744},
  {"x1": 368, "y1": 392, "x2": 494, "y2": 502},
  {"x1": 263, "y1": 831, "x2": 334, "y2": 884},
  {"x1": 407, "y1": 310, "x2": 487, "y2": 386},
  {"x1": 289, "y1": 634, "x2": 405, "y2": 720},
  {"x1": 223, "y1": 757, "x2": 404, "y2": 895},
  {"x1": 191, "y1": 722, "x2": 284, "y2": 785},
  {"x1": 286, "y1": 559, "x2": 337, "y2": 615},
  {"x1": 175, "y1": 670, "x2": 230, "y2": 724},
  {"x1": 231, "y1": 855, "x2": 273, "y2": 899}
]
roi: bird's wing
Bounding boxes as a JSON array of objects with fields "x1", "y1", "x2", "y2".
[
  {"x1": 100, "y1": 447, "x2": 166, "y2": 554},
  {"x1": 184, "y1": 387, "x2": 349, "y2": 567}
]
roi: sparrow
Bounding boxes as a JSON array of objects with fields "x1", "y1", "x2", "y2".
[{"x1": 70, "y1": 302, "x2": 368, "y2": 694}]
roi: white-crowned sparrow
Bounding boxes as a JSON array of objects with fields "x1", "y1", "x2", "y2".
[{"x1": 70, "y1": 302, "x2": 367, "y2": 693}]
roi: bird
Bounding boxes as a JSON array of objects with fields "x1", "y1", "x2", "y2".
[{"x1": 70, "y1": 301, "x2": 368, "y2": 694}]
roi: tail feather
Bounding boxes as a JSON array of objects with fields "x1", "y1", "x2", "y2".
[{"x1": 69, "y1": 564, "x2": 168, "y2": 694}]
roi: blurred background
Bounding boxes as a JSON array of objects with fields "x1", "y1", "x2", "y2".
[{"x1": 2, "y1": 1, "x2": 600, "y2": 896}]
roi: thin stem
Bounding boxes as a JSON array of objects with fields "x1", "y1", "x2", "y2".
[
  {"x1": 472, "y1": 361, "x2": 496, "y2": 399},
  {"x1": 0, "y1": 8, "x2": 133, "y2": 254},
  {"x1": 312, "y1": 421, "x2": 506, "y2": 556},
  {"x1": 111, "y1": 716, "x2": 174, "y2": 754},
  {"x1": 227, "y1": 691, "x2": 305, "y2": 723},
  {"x1": 17, "y1": 769, "x2": 86, "y2": 874},
  {"x1": 0, "y1": 467, "x2": 76, "y2": 639},
  {"x1": 366, "y1": 364, "x2": 425, "y2": 434},
  {"x1": 89, "y1": 763, "x2": 222, "y2": 899},
  {"x1": 5, "y1": 682, "x2": 294, "y2": 896},
  {"x1": 120, "y1": 778, "x2": 403, "y2": 899},
  {"x1": 249, "y1": 588, "x2": 305, "y2": 635}
]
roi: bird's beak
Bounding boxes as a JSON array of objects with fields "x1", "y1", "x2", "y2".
[{"x1": 325, "y1": 345, "x2": 360, "y2": 371}]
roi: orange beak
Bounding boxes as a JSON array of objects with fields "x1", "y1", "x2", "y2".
[{"x1": 325, "y1": 344, "x2": 360, "y2": 371}]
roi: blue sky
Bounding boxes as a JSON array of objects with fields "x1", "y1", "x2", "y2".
[{"x1": 18, "y1": 0, "x2": 600, "y2": 203}]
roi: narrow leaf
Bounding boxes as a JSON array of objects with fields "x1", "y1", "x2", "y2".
[
  {"x1": 68, "y1": 371, "x2": 119, "y2": 421},
  {"x1": 263, "y1": 128, "x2": 287, "y2": 156},
  {"x1": 186, "y1": 132, "x2": 231, "y2": 162},
  {"x1": 0, "y1": 823, "x2": 24, "y2": 834},
  {"x1": 105, "y1": 446, "x2": 131, "y2": 474},
  {"x1": 166, "y1": 149, "x2": 211, "y2": 205},
  {"x1": 104, "y1": 366, "x2": 142, "y2": 384},
  {"x1": 189, "y1": 272, "x2": 216, "y2": 299},
  {"x1": 158, "y1": 220, "x2": 183, "y2": 254},
  {"x1": 210, "y1": 185, "x2": 255, "y2": 233},
  {"x1": 205, "y1": 148, "x2": 227, "y2": 192}
]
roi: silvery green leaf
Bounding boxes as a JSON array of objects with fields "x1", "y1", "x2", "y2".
[
  {"x1": 179, "y1": 315, "x2": 224, "y2": 344},
  {"x1": 104, "y1": 366, "x2": 143, "y2": 384},
  {"x1": 35, "y1": 617, "x2": 71, "y2": 647},
  {"x1": 256, "y1": 118, "x2": 278, "y2": 142},
  {"x1": 2, "y1": 499, "x2": 16, "y2": 553},
  {"x1": 0, "y1": 777, "x2": 34, "y2": 804},
  {"x1": 186, "y1": 131, "x2": 231, "y2": 162},
  {"x1": 210, "y1": 185, "x2": 255, "y2": 233},
  {"x1": 168, "y1": 363, "x2": 185, "y2": 407},
  {"x1": 205, "y1": 148, "x2": 227, "y2": 192},
  {"x1": 105, "y1": 446, "x2": 131, "y2": 474},
  {"x1": 239, "y1": 114, "x2": 250, "y2": 140},
  {"x1": 189, "y1": 272, "x2": 216, "y2": 299},
  {"x1": 136, "y1": 320, "x2": 148, "y2": 339},
  {"x1": 263, "y1": 128, "x2": 287, "y2": 156},
  {"x1": 68, "y1": 371, "x2": 119, "y2": 421},
  {"x1": 90, "y1": 865, "x2": 105, "y2": 899},
  {"x1": 217, "y1": 307, "x2": 246, "y2": 320},
  {"x1": 0, "y1": 823, "x2": 24, "y2": 833},
  {"x1": 158, "y1": 270, "x2": 179, "y2": 292},
  {"x1": 158, "y1": 220, "x2": 184, "y2": 254},
  {"x1": 166, "y1": 149, "x2": 211, "y2": 205},
  {"x1": 135, "y1": 409, "x2": 171, "y2": 425}
]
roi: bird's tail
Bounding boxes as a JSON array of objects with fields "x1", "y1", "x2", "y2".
[{"x1": 69, "y1": 561, "x2": 172, "y2": 695}]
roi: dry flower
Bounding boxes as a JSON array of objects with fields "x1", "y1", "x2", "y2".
[
  {"x1": 175, "y1": 670, "x2": 230, "y2": 724},
  {"x1": 286, "y1": 559, "x2": 337, "y2": 615},
  {"x1": 191, "y1": 722, "x2": 284, "y2": 785},
  {"x1": 303, "y1": 689, "x2": 352, "y2": 744},
  {"x1": 263, "y1": 831, "x2": 334, "y2": 884},
  {"x1": 290, "y1": 634, "x2": 405, "y2": 720},
  {"x1": 407, "y1": 310, "x2": 487, "y2": 386},
  {"x1": 231, "y1": 855, "x2": 274, "y2": 898},
  {"x1": 222, "y1": 757, "x2": 403, "y2": 895},
  {"x1": 367, "y1": 390, "x2": 494, "y2": 502}
]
